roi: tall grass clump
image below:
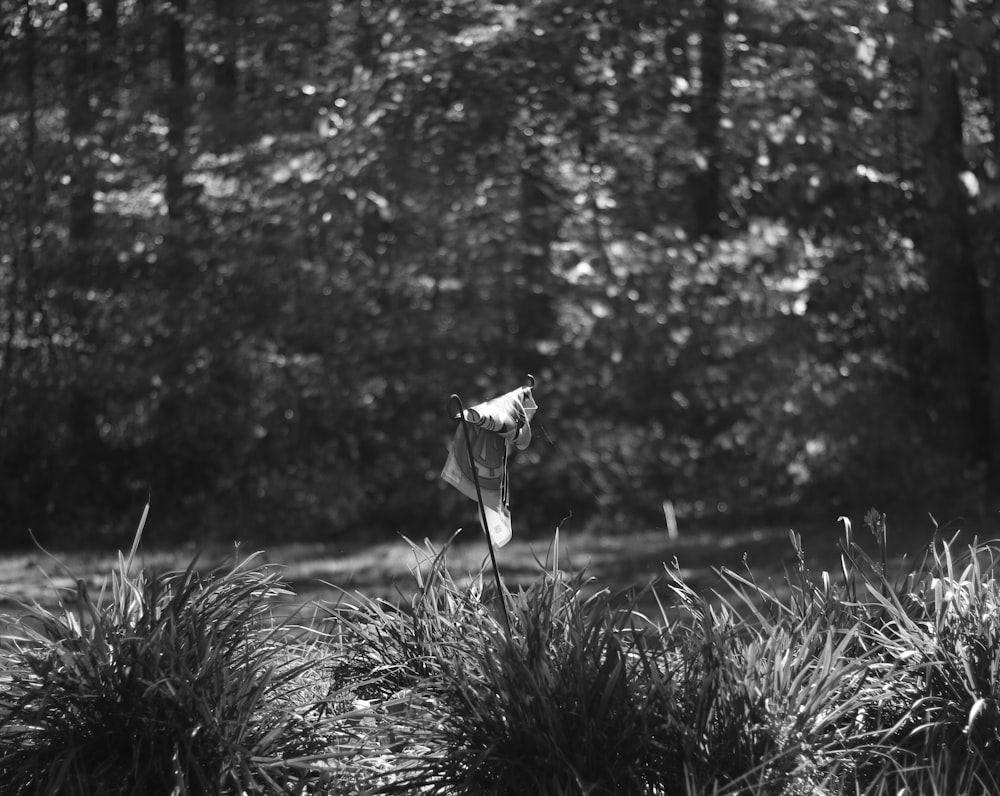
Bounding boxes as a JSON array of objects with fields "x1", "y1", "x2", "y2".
[
  {"x1": 332, "y1": 531, "x2": 895, "y2": 796},
  {"x1": 841, "y1": 513, "x2": 1000, "y2": 795},
  {"x1": 0, "y1": 515, "x2": 348, "y2": 796},
  {"x1": 658, "y1": 560, "x2": 889, "y2": 796},
  {"x1": 335, "y1": 533, "x2": 676, "y2": 795},
  {"x1": 422, "y1": 573, "x2": 672, "y2": 793}
]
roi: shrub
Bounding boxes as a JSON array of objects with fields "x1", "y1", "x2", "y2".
[
  {"x1": 332, "y1": 531, "x2": 888, "y2": 795},
  {"x1": 334, "y1": 535, "x2": 675, "y2": 796},
  {"x1": 845, "y1": 517, "x2": 1000, "y2": 795},
  {"x1": 0, "y1": 516, "x2": 349, "y2": 795}
]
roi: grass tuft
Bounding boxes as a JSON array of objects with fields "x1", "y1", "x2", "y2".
[{"x1": 0, "y1": 513, "x2": 353, "y2": 795}]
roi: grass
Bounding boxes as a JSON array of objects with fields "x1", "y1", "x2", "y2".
[
  {"x1": 0, "y1": 513, "x2": 360, "y2": 795},
  {"x1": 2, "y1": 508, "x2": 1000, "y2": 794},
  {"x1": 0, "y1": 520, "x2": 814, "y2": 618}
]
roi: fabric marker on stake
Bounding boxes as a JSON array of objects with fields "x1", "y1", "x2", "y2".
[
  {"x1": 443, "y1": 376, "x2": 537, "y2": 638},
  {"x1": 449, "y1": 392, "x2": 511, "y2": 637}
]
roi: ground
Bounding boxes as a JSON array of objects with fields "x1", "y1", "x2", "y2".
[{"x1": 0, "y1": 514, "x2": 944, "y2": 623}]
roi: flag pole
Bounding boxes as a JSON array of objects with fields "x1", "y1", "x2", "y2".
[{"x1": 449, "y1": 392, "x2": 513, "y2": 638}]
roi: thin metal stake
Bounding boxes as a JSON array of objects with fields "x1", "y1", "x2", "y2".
[{"x1": 450, "y1": 393, "x2": 513, "y2": 638}]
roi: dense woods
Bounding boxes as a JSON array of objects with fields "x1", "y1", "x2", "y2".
[{"x1": 1, "y1": 0, "x2": 998, "y2": 548}]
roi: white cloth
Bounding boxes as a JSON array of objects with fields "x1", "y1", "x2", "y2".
[{"x1": 441, "y1": 385, "x2": 537, "y2": 547}]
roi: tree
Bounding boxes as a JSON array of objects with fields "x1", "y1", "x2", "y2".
[
  {"x1": 66, "y1": 0, "x2": 96, "y2": 255},
  {"x1": 1, "y1": 0, "x2": 997, "y2": 548},
  {"x1": 690, "y1": 0, "x2": 727, "y2": 239},
  {"x1": 164, "y1": 0, "x2": 189, "y2": 220},
  {"x1": 910, "y1": 0, "x2": 990, "y2": 471}
]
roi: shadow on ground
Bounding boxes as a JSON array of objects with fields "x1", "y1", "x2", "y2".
[{"x1": 0, "y1": 513, "x2": 961, "y2": 624}]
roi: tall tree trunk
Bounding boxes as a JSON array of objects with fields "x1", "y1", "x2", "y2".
[
  {"x1": 213, "y1": 0, "x2": 237, "y2": 96},
  {"x1": 517, "y1": 137, "x2": 557, "y2": 376},
  {"x1": 354, "y1": 1, "x2": 380, "y2": 71},
  {"x1": 208, "y1": 0, "x2": 238, "y2": 149},
  {"x1": 690, "y1": 0, "x2": 726, "y2": 240},
  {"x1": 66, "y1": 0, "x2": 95, "y2": 255},
  {"x1": 913, "y1": 0, "x2": 992, "y2": 470},
  {"x1": 982, "y1": 0, "x2": 1000, "y2": 487},
  {"x1": 131, "y1": 0, "x2": 154, "y2": 80},
  {"x1": 1, "y1": 0, "x2": 37, "y2": 428},
  {"x1": 164, "y1": 0, "x2": 188, "y2": 220},
  {"x1": 98, "y1": 0, "x2": 118, "y2": 106}
]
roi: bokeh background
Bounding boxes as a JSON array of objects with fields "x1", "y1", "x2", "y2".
[{"x1": 2, "y1": 0, "x2": 998, "y2": 551}]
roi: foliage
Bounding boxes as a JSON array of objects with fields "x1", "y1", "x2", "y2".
[
  {"x1": 8, "y1": 510, "x2": 1000, "y2": 791},
  {"x1": 840, "y1": 516, "x2": 1000, "y2": 794},
  {"x1": 317, "y1": 513, "x2": 1000, "y2": 795},
  {"x1": 0, "y1": 0, "x2": 995, "y2": 547},
  {"x1": 0, "y1": 515, "x2": 352, "y2": 795}
]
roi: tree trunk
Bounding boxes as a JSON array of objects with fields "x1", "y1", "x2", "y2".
[
  {"x1": 982, "y1": 0, "x2": 1000, "y2": 488},
  {"x1": 913, "y1": 0, "x2": 992, "y2": 470},
  {"x1": 690, "y1": 0, "x2": 726, "y2": 240},
  {"x1": 208, "y1": 0, "x2": 238, "y2": 149},
  {"x1": 1, "y1": 0, "x2": 37, "y2": 428},
  {"x1": 213, "y1": 0, "x2": 238, "y2": 96},
  {"x1": 98, "y1": 0, "x2": 118, "y2": 105},
  {"x1": 130, "y1": 0, "x2": 154, "y2": 80},
  {"x1": 354, "y1": 1, "x2": 380, "y2": 71},
  {"x1": 517, "y1": 137, "x2": 557, "y2": 376},
  {"x1": 66, "y1": 0, "x2": 95, "y2": 255},
  {"x1": 164, "y1": 0, "x2": 189, "y2": 220}
]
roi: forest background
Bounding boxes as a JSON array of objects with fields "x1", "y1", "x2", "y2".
[{"x1": 1, "y1": 0, "x2": 999, "y2": 552}]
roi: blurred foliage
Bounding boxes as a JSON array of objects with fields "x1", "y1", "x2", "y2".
[{"x1": 0, "y1": 0, "x2": 997, "y2": 548}]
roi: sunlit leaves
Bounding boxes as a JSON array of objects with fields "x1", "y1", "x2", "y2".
[{"x1": 0, "y1": 0, "x2": 991, "y2": 545}]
